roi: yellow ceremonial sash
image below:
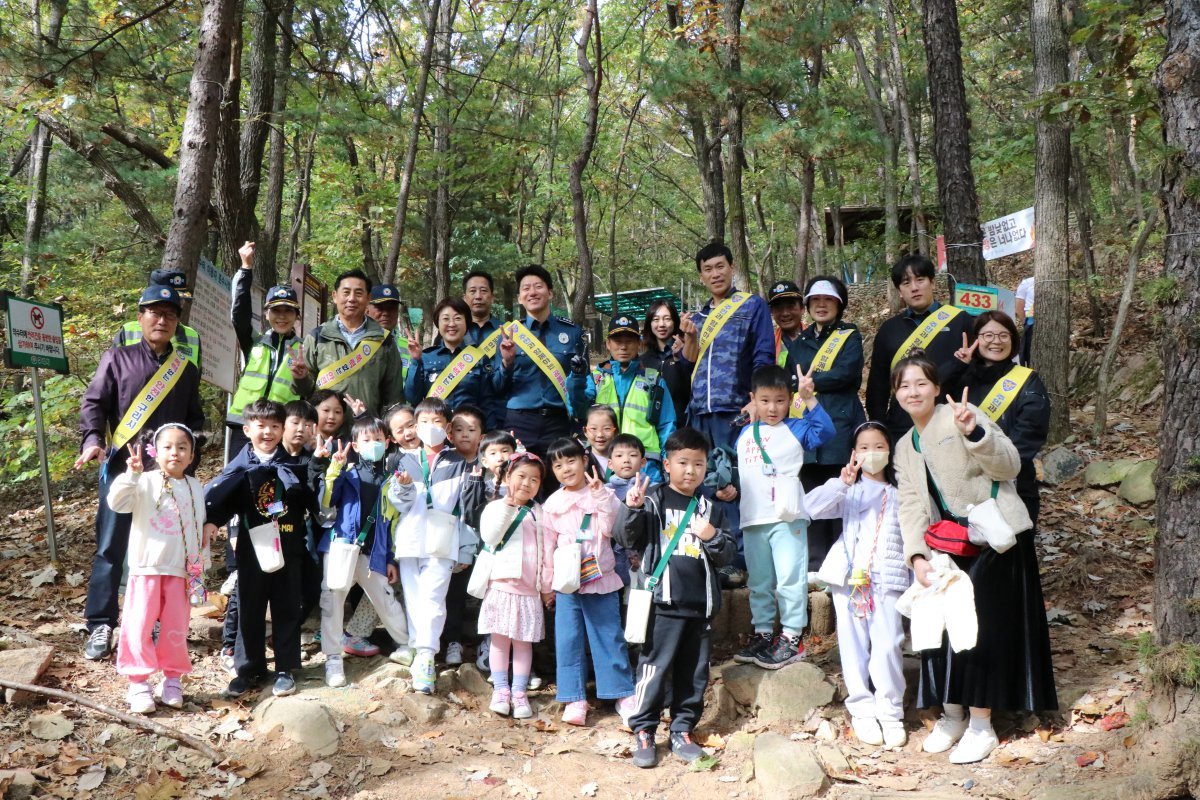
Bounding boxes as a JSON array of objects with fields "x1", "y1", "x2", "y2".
[
  {"x1": 506, "y1": 322, "x2": 569, "y2": 405},
  {"x1": 315, "y1": 337, "x2": 382, "y2": 390},
  {"x1": 111, "y1": 345, "x2": 191, "y2": 449},
  {"x1": 890, "y1": 305, "x2": 964, "y2": 368},
  {"x1": 980, "y1": 365, "x2": 1033, "y2": 422},
  {"x1": 475, "y1": 327, "x2": 503, "y2": 358},
  {"x1": 692, "y1": 292, "x2": 752, "y2": 381},
  {"x1": 791, "y1": 328, "x2": 854, "y2": 417},
  {"x1": 427, "y1": 345, "x2": 486, "y2": 400}
]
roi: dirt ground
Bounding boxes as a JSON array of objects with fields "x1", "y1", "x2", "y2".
[{"x1": 0, "y1": 398, "x2": 1168, "y2": 800}]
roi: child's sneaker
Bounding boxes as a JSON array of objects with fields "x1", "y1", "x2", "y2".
[
  {"x1": 880, "y1": 718, "x2": 907, "y2": 749},
  {"x1": 273, "y1": 671, "x2": 297, "y2": 697},
  {"x1": 511, "y1": 691, "x2": 533, "y2": 720},
  {"x1": 389, "y1": 645, "x2": 416, "y2": 666},
  {"x1": 616, "y1": 695, "x2": 638, "y2": 729},
  {"x1": 562, "y1": 700, "x2": 589, "y2": 726},
  {"x1": 412, "y1": 650, "x2": 436, "y2": 694},
  {"x1": 852, "y1": 716, "x2": 884, "y2": 746},
  {"x1": 445, "y1": 641, "x2": 464, "y2": 666},
  {"x1": 733, "y1": 632, "x2": 773, "y2": 664},
  {"x1": 343, "y1": 635, "x2": 380, "y2": 657},
  {"x1": 922, "y1": 712, "x2": 969, "y2": 753},
  {"x1": 128, "y1": 681, "x2": 156, "y2": 714},
  {"x1": 159, "y1": 678, "x2": 184, "y2": 709},
  {"x1": 668, "y1": 731, "x2": 705, "y2": 763},
  {"x1": 219, "y1": 647, "x2": 237, "y2": 675},
  {"x1": 632, "y1": 731, "x2": 658, "y2": 768},
  {"x1": 476, "y1": 635, "x2": 490, "y2": 673},
  {"x1": 752, "y1": 633, "x2": 805, "y2": 670},
  {"x1": 325, "y1": 657, "x2": 347, "y2": 688},
  {"x1": 489, "y1": 688, "x2": 512, "y2": 716},
  {"x1": 528, "y1": 671, "x2": 543, "y2": 691},
  {"x1": 948, "y1": 724, "x2": 999, "y2": 764}
]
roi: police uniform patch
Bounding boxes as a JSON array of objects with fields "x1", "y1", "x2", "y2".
[
  {"x1": 159, "y1": 288, "x2": 171, "y2": 299},
  {"x1": 559, "y1": 332, "x2": 570, "y2": 344},
  {"x1": 1002, "y1": 378, "x2": 1017, "y2": 392}
]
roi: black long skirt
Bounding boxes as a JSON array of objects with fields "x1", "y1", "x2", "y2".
[{"x1": 917, "y1": 528, "x2": 1058, "y2": 712}]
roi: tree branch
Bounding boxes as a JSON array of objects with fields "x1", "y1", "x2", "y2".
[{"x1": 99, "y1": 123, "x2": 174, "y2": 168}]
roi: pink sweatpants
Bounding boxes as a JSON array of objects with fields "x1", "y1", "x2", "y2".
[{"x1": 116, "y1": 574, "x2": 192, "y2": 681}]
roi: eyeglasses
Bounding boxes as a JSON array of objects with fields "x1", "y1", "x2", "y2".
[
  {"x1": 978, "y1": 332, "x2": 1012, "y2": 343},
  {"x1": 141, "y1": 307, "x2": 180, "y2": 321}
]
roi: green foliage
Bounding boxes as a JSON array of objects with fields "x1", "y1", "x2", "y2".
[
  {"x1": 1135, "y1": 632, "x2": 1200, "y2": 689},
  {"x1": 1141, "y1": 277, "x2": 1183, "y2": 307},
  {"x1": 0, "y1": 375, "x2": 85, "y2": 485}
]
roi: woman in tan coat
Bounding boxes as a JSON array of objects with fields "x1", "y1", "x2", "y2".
[{"x1": 892, "y1": 352, "x2": 1056, "y2": 765}]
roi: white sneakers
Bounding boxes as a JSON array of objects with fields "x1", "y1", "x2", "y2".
[
  {"x1": 948, "y1": 725, "x2": 999, "y2": 764},
  {"x1": 445, "y1": 641, "x2": 464, "y2": 666},
  {"x1": 325, "y1": 657, "x2": 347, "y2": 688},
  {"x1": 922, "y1": 713, "x2": 969, "y2": 753},
  {"x1": 851, "y1": 716, "x2": 884, "y2": 746},
  {"x1": 879, "y1": 718, "x2": 907, "y2": 749}
]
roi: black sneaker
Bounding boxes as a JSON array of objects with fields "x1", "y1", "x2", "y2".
[
  {"x1": 224, "y1": 676, "x2": 254, "y2": 699},
  {"x1": 718, "y1": 566, "x2": 747, "y2": 589},
  {"x1": 632, "y1": 731, "x2": 658, "y2": 769},
  {"x1": 733, "y1": 632, "x2": 773, "y2": 664},
  {"x1": 272, "y1": 672, "x2": 297, "y2": 697},
  {"x1": 752, "y1": 634, "x2": 805, "y2": 670},
  {"x1": 669, "y1": 731, "x2": 705, "y2": 762},
  {"x1": 84, "y1": 625, "x2": 114, "y2": 661}
]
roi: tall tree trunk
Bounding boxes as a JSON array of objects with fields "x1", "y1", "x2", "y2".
[
  {"x1": 344, "y1": 136, "x2": 378, "y2": 279},
  {"x1": 722, "y1": 0, "x2": 752, "y2": 291},
  {"x1": 922, "y1": 0, "x2": 986, "y2": 283},
  {"x1": 214, "y1": 0, "x2": 249, "y2": 275},
  {"x1": 164, "y1": 0, "x2": 238, "y2": 305},
  {"x1": 568, "y1": 0, "x2": 601, "y2": 323},
  {"x1": 884, "y1": 0, "x2": 928, "y2": 255},
  {"x1": 789, "y1": 158, "x2": 816, "y2": 286},
  {"x1": 1030, "y1": 0, "x2": 1071, "y2": 443},
  {"x1": 430, "y1": 0, "x2": 457, "y2": 302},
  {"x1": 384, "y1": 0, "x2": 442, "y2": 284},
  {"x1": 1153, "y1": 0, "x2": 1200, "y2": 645},
  {"x1": 257, "y1": 0, "x2": 294, "y2": 287},
  {"x1": 1070, "y1": 145, "x2": 1104, "y2": 334},
  {"x1": 238, "y1": 0, "x2": 279, "y2": 222},
  {"x1": 849, "y1": 28, "x2": 899, "y2": 266},
  {"x1": 286, "y1": 127, "x2": 317, "y2": 275}
]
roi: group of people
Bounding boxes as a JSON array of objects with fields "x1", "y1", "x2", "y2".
[{"x1": 73, "y1": 241, "x2": 1056, "y2": 769}]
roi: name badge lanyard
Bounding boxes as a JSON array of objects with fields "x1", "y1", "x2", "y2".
[{"x1": 752, "y1": 423, "x2": 778, "y2": 500}]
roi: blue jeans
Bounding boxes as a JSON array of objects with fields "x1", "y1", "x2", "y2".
[
  {"x1": 554, "y1": 590, "x2": 634, "y2": 703},
  {"x1": 688, "y1": 411, "x2": 745, "y2": 569},
  {"x1": 84, "y1": 457, "x2": 134, "y2": 630},
  {"x1": 743, "y1": 520, "x2": 809, "y2": 636}
]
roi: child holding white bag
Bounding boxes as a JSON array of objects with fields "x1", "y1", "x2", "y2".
[{"x1": 805, "y1": 421, "x2": 910, "y2": 749}]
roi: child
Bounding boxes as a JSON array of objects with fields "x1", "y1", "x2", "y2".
[
  {"x1": 733, "y1": 364, "x2": 834, "y2": 669},
  {"x1": 442, "y1": 404, "x2": 487, "y2": 665},
  {"x1": 311, "y1": 389, "x2": 349, "y2": 442},
  {"x1": 614, "y1": 427, "x2": 737, "y2": 768},
  {"x1": 583, "y1": 405, "x2": 618, "y2": 476},
  {"x1": 313, "y1": 417, "x2": 415, "y2": 687},
  {"x1": 464, "y1": 430, "x2": 518, "y2": 674},
  {"x1": 205, "y1": 400, "x2": 312, "y2": 699},
  {"x1": 282, "y1": 400, "x2": 317, "y2": 457},
  {"x1": 108, "y1": 424, "x2": 207, "y2": 713},
  {"x1": 806, "y1": 422, "x2": 909, "y2": 749},
  {"x1": 542, "y1": 438, "x2": 636, "y2": 726},
  {"x1": 476, "y1": 452, "x2": 548, "y2": 719},
  {"x1": 386, "y1": 403, "x2": 420, "y2": 454},
  {"x1": 606, "y1": 433, "x2": 652, "y2": 584},
  {"x1": 390, "y1": 398, "x2": 475, "y2": 693}
]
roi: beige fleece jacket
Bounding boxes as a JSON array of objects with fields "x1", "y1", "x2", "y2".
[{"x1": 894, "y1": 403, "x2": 1033, "y2": 566}]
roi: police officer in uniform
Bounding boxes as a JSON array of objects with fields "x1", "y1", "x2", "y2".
[
  {"x1": 113, "y1": 268, "x2": 203, "y2": 370},
  {"x1": 366, "y1": 283, "x2": 412, "y2": 385}
]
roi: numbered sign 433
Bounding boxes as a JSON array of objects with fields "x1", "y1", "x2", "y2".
[{"x1": 954, "y1": 283, "x2": 999, "y2": 315}]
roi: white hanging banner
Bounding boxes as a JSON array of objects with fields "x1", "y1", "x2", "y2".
[{"x1": 982, "y1": 207, "x2": 1036, "y2": 261}]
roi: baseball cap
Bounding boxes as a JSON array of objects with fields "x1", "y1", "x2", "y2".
[
  {"x1": 607, "y1": 315, "x2": 641, "y2": 338},
  {"x1": 371, "y1": 284, "x2": 401, "y2": 304},
  {"x1": 138, "y1": 285, "x2": 182, "y2": 310},
  {"x1": 767, "y1": 280, "x2": 802, "y2": 304},
  {"x1": 150, "y1": 269, "x2": 191, "y2": 299},
  {"x1": 804, "y1": 280, "x2": 843, "y2": 303},
  {"x1": 264, "y1": 285, "x2": 300, "y2": 310}
]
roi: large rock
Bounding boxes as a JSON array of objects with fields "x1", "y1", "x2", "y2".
[
  {"x1": 401, "y1": 693, "x2": 448, "y2": 725},
  {"x1": 719, "y1": 664, "x2": 765, "y2": 708},
  {"x1": 0, "y1": 645, "x2": 54, "y2": 705},
  {"x1": 1084, "y1": 459, "x2": 1137, "y2": 488},
  {"x1": 753, "y1": 733, "x2": 828, "y2": 798},
  {"x1": 756, "y1": 662, "x2": 835, "y2": 724},
  {"x1": 1042, "y1": 448, "x2": 1085, "y2": 485},
  {"x1": 257, "y1": 696, "x2": 339, "y2": 756},
  {"x1": 455, "y1": 664, "x2": 491, "y2": 697},
  {"x1": 1118, "y1": 460, "x2": 1158, "y2": 505}
]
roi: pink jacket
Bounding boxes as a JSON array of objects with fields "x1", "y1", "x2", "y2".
[{"x1": 541, "y1": 485, "x2": 623, "y2": 595}]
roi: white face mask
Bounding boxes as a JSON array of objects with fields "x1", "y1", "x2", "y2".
[
  {"x1": 358, "y1": 440, "x2": 386, "y2": 462},
  {"x1": 417, "y1": 422, "x2": 448, "y2": 447},
  {"x1": 858, "y1": 451, "x2": 890, "y2": 475}
]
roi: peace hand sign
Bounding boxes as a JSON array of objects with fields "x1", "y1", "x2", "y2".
[
  {"x1": 840, "y1": 450, "x2": 861, "y2": 486},
  {"x1": 331, "y1": 439, "x2": 353, "y2": 464},
  {"x1": 344, "y1": 394, "x2": 366, "y2": 417},
  {"x1": 954, "y1": 332, "x2": 980, "y2": 364},
  {"x1": 946, "y1": 387, "x2": 977, "y2": 436},
  {"x1": 585, "y1": 466, "x2": 605, "y2": 493},
  {"x1": 407, "y1": 337, "x2": 423, "y2": 361},
  {"x1": 289, "y1": 344, "x2": 309, "y2": 379},
  {"x1": 499, "y1": 325, "x2": 517, "y2": 367},
  {"x1": 795, "y1": 361, "x2": 817, "y2": 401},
  {"x1": 625, "y1": 473, "x2": 652, "y2": 508},
  {"x1": 127, "y1": 443, "x2": 145, "y2": 474},
  {"x1": 313, "y1": 434, "x2": 333, "y2": 459}
]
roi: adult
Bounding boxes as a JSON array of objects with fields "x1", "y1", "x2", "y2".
[
  {"x1": 294, "y1": 269, "x2": 406, "y2": 426},
  {"x1": 406, "y1": 297, "x2": 503, "y2": 411},
  {"x1": 866, "y1": 254, "x2": 974, "y2": 442},
  {"x1": 462, "y1": 270, "x2": 506, "y2": 428},
  {"x1": 767, "y1": 280, "x2": 806, "y2": 365},
  {"x1": 226, "y1": 241, "x2": 303, "y2": 456},
  {"x1": 366, "y1": 283, "x2": 412, "y2": 384},
  {"x1": 1014, "y1": 275, "x2": 1035, "y2": 367},
  {"x1": 891, "y1": 352, "x2": 1056, "y2": 765},
  {"x1": 783, "y1": 276, "x2": 867, "y2": 573},
  {"x1": 640, "y1": 299, "x2": 691, "y2": 428},
  {"x1": 113, "y1": 268, "x2": 203, "y2": 369},
  {"x1": 942, "y1": 310, "x2": 1050, "y2": 524},
  {"x1": 497, "y1": 264, "x2": 594, "y2": 462},
  {"x1": 76, "y1": 285, "x2": 206, "y2": 660},
  {"x1": 679, "y1": 242, "x2": 776, "y2": 584}
]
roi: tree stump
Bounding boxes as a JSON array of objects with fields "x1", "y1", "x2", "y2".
[{"x1": 808, "y1": 590, "x2": 835, "y2": 637}]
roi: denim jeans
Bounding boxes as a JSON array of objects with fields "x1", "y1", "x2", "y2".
[
  {"x1": 84, "y1": 458, "x2": 134, "y2": 630},
  {"x1": 554, "y1": 590, "x2": 634, "y2": 703}
]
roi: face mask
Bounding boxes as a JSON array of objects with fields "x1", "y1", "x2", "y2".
[
  {"x1": 417, "y1": 422, "x2": 448, "y2": 447},
  {"x1": 858, "y1": 451, "x2": 890, "y2": 475},
  {"x1": 358, "y1": 441, "x2": 386, "y2": 462}
]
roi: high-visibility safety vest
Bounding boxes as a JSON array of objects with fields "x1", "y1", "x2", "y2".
[
  {"x1": 120, "y1": 321, "x2": 202, "y2": 368},
  {"x1": 594, "y1": 365, "x2": 663, "y2": 458},
  {"x1": 228, "y1": 338, "x2": 302, "y2": 423}
]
